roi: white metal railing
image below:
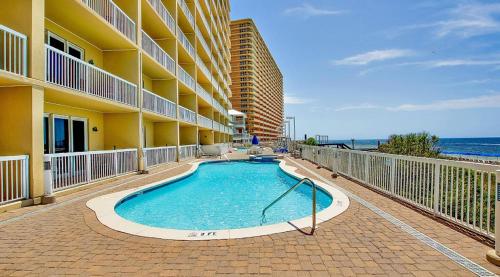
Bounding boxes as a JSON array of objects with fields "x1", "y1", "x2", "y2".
[
  {"x1": 214, "y1": 99, "x2": 224, "y2": 114},
  {"x1": 197, "y1": 114, "x2": 213, "y2": 129},
  {"x1": 178, "y1": 65, "x2": 195, "y2": 90},
  {"x1": 213, "y1": 121, "x2": 221, "y2": 132},
  {"x1": 300, "y1": 145, "x2": 500, "y2": 238},
  {"x1": 195, "y1": 0, "x2": 210, "y2": 35},
  {"x1": 144, "y1": 146, "x2": 177, "y2": 168},
  {"x1": 142, "y1": 31, "x2": 175, "y2": 75},
  {"x1": 142, "y1": 89, "x2": 176, "y2": 118},
  {"x1": 82, "y1": 0, "x2": 136, "y2": 42},
  {"x1": 0, "y1": 25, "x2": 27, "y2": 76},
  {"x1": 147, "y1": 0, "x2": 175, "y2": 33},
  {"x1": 44, "y1": 149, "x2": 137, "y2": 194},
  {"x1": 195, "y1": 28, "x2": 211, "y2": 57},
  {"x1": 45, "y1": 45, "x2": 138, "y2": 107},
  {"x1": 196, "y1": 83, "x2": 212, "y2": 103},
  {"x1": 0, "y1": 155, "x2": 29, "y2": 205},
  {"x1": 179, "y1": 144, "x2": 197, "y2": 160},
  {"x1": 177, "y1": 26, "x2": 195, "y2": 57},
  {"x1": 178, "y1": 0, "x2": 195, "y2": 27},
  {"x1": 196, "y1": 55, "x2": 211, "y2": 80},
  {"x1": 179, "y1": 105, "x2": 196, "y2": 123}
]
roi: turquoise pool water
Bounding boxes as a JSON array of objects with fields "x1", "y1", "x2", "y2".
[{"x1": 115, "y1": 161, "x2": 333, "y2": 230}]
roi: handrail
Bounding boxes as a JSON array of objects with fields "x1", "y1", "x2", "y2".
[{"x1": 261, "y1": 177, "x2": 317, "y2": 234}]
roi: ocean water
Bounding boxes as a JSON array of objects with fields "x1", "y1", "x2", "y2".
[
  {"x1": 324, "y1": 137, "x2": 500, "y2": 158},
  {"x1": 115, "y1": 161, "x2": 332, "y2": 230}
]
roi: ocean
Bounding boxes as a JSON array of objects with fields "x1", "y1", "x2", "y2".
[{"x1": 324, "y1": 137, "x2": 500, "y2": 159}]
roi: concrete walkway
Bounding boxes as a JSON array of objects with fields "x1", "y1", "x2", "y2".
[{"x1": 0, "y1": 155, "x2": 498, "y2": 276}]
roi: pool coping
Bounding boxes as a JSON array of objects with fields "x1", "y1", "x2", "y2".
[{"x1": 86, "y1": 160, "x2": 350, "y2": 240}]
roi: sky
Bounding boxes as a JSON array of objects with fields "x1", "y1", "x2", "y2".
[{"x1": 230, "y1": 0, "x2": 500, "y2": 140}]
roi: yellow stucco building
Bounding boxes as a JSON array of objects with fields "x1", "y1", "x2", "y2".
[{"x1": 0, "y1": 0, "x2": 232, "y2": 207}]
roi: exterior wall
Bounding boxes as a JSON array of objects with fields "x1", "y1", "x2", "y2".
[{"x1": 229, "y1": 19, "x2": 284, "y2": 142}]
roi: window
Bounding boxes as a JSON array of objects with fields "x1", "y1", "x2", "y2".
[
  {"x1": 45, "y1": 114, "x2": 88, "y2": 154},
  {"x1": 47, "y1": 31, "x2": 85, "y2": 60},
  {"x1": 43, "y1": 115, "x2": 49, "y2": 154},
  {"x1": 54, "y1": 116, "x2": 69, "y2": 153},
  {"x1": 71, "y1": 118, "x2": 87, "y2": 152}
]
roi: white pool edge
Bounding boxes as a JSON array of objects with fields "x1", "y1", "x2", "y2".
[{"x1": 86, "y1": 160, "x2": 350, "y2": 240}]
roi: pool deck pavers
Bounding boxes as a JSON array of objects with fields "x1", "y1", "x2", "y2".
[{"x1": 0, "y1": 154, "x2": 498, "y2": 276}]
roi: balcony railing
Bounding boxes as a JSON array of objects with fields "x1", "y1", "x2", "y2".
[
  {"x1": 82, "y1": 0, "x2": 136, "y2": 42},
  {"x1": 0, "y1": 25, "x2": 27, "y2": 76},
  {"x1": 196, "y1": 55, "x2": 211, "y2": 80},
  {"x1": 213, "y1": 121, "x2": 221, "y2": 132},
  {"x1": 144, "y1": 146, "x2": 177, "y2": 168},
  {"x1": 0, "y1": 155, "x2": 29, "y2": 206},
  {"x1": 142, "y1": 89, "x2": 176, "y2": 118},
  {"x1": 197, "y1": 114, "x2": 213, "y2": 129},
  {"x1": 195, "y1": 29, "x2": 211, "y2": 58},
  {"x1": 142, "y1": 31, "x2": 175, "y2": 75},
  {"x1": 44, "y1": 149, "x2": 137, "y2": 194},
  {"x1": 177, "y1": 26, "x2": 195, "y2": 57},
  {"x1": 300, "y1": 145, "x2": 500, "y2": 239},
  {"x1": 179, "y1": 105, "x2": 196, "y2": 123},
  {"x1": 195, "y1": 0, "x2": 211, "y2": 35},
  {"x1": 179, "y1": 144, "x2": 197, "y2": 160},
  {"x1": 178, "y1": 0, "x2": 195, "y2": 27},
  {"x1": 178, "y1": 66, "x2": 195, "y2": 91},
  {"x1": 196, "y1": 83, "x2": 212, "y2": 104},
  {"x1": 147, "y1": 0, "x2": 175, "y2": 33},
  {"x1": 45, "y1": 45, "x2": 138, "y2": 107}
]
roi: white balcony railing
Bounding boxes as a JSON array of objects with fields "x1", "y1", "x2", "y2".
[
  {"x1": 45, "y1": 45, "x2": 138, "y2": 107},
  {"x1": 195, "y1": 29, "x2": 211, "y2": 57},
  {"x1": 213, "y1": 121, "x2": 221, "y2": 132},
  {"x1": 147, "y1": 0, "x2": 175, "y2": 33},
  {"x1": 142, "y1": 89, "x2": 176, "y2": 118},
  {"x1": 196, "y1": 55, "x2": 211, "y2": 80},
  {"x1": 177, "y1": 26, "x2": 195, "y2": 57},
  {"x1": 196, "y1": 83, "x2": 212, "y2": 104},
  {"x1": 300, "y1": 145, "x2": 500, "y2": 239},
  {"x1": 44, "y1": 149, "x2": 137, "y2": 194},
  {"x1": 179, "y1": 105, "x2": 196, "y2": 123},
  {"x1": 178, "y1": 66, "x2": 196, "y2": 91},
  {"x1": 142, "y1": 31, "x2": 175, "y2": 75},
  {"x1": 197, "y1": 114, "x2": 213, "y2": 129},
  {"x1": 0, "y1": 25, "x2": 27, "y2": 76},
  {"x1": 195, "y1": 0, "x2": 211, "y2": 34},
  {"x1": 144, "y1": 146, "x2": 177, "y2": 168},
  {"x1": 179, "y1": 144, "x2": 197, "y2": 160},
  {"x1": 178, "y1": 0, "x2": 195, "y2": 27},
  {"x1": 0, "y1": 155, "x2": 29, "y2": 206},
  {"x1": 82, "y1": 0, "x2": 136, "y2": 42}
]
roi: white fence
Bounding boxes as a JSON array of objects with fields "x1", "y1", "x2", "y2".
[
  {"x1": 0, "y1": 155, "x2": 29, "y2": 205},
  {"x1": 144, "y1": 146, "x2": 177, "y2": 168},
  {"x1": 178, "y1": 65, "x2": 196, "y2": 91},
  {"x1": 179, "y1": 145, "x2": 197, "y2": 160},
  {"x1": 147, "y1": 0, "x2": 175, "y2": 33},
  {"x1": 300, "y1": 145, "x2": 500, "y2": 238},
  {"x1": 142, "y1": 31, "x2": 175, "y2": 74},
  {"x1": 197, "y1": 114, "x2": 213, "y2": 129},
  {"x1": 82, "y1": 0, "x2": 136, "y2": 42},
  {"x1": 177, "y1": 26, "x2": 195, "y2": 58},
  {"x1": 196, "y1": 83, "x2": 212, "y2": 104},
  {"x1": 179, "y1": 105, "x2": 196, "y2": 123},
  {"x1": 44, "y1": 149, "x2": 137, "y2": 194},
  {"x1": 45, "y1": 45, "x2": 138, "y2": 107},
  {"x1": 142, "y1": 89, "x2": 176, "y2": 118},
  {"x1": 0, "y1": 25, "x2": 27, "y2": 76}
]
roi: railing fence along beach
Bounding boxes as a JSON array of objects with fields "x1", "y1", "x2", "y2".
[
  {"x1": 0, "y1": 25, "x2": 28, "y2": 76},
  {"x1": 0, "y1": 155, "x2": 29, "y2": 205},
  {"x1": 299, "y1": 145, "x2": 500, "y2": 239},
  {"x1": 44, "y1": 149, "x2": 137, "y2": 195}
]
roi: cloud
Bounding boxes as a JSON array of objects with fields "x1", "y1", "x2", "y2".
[
  {"x1": 334, "y1": 94, "x2": 500, "y2": 112},
  {"x1": 284, "y1": 3, "x2": 346, "y2": 19},
  {"x1": 284, "y1": 94, "x2": 313, "y2": 105},
  {"x1": 397, "y1": 59, "x2": 500, "y2": 68},
  {"x1": 332, "y1": 49, "x2": 415, "y2": 66}
]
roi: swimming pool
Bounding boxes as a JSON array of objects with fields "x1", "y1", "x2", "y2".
[
  {"x1": 115, "y1": 161, "x2": 332, "y2": 230},
  {"x1": 87, "y1": 160, "x2": 349, "y2": 240}
]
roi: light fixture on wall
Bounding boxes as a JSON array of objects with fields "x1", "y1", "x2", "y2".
[{"x1": 92, "y1": 126, "x2": 98, "y2": 132}]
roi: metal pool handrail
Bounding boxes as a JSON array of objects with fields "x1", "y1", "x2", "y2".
[{"x1": 261, "y1": 177, "x2": 317, "y2": 234}]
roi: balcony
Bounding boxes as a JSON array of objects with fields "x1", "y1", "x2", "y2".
[
  {"x1": 197, "y1": 114, "x2": 213, "y2": 129},
  {"x1": 141, "y1": 31, "x2": 176, "y2": 78},
  {"x1": 179, "y1": 105, "x2": 196, "y2": 124},
  {"x1": 46, "y1": 0, "x2": 136, "y2": 49},
  {"x1": 144, "y1": 0, "x2": 176, "y2": 37},
  {"x1": 143, "y1": 146, "x2": 177, "y2": 168},
  {"x1": 178, "y1": 66, "x2": 196, "y2": 92},
  {"x1": 0, "y1": 25, "x2": 27, "y2": 81},
  {"x1": 0, "y1": 155, "x2": 29, "y2": 206},
  {"x1": 178, "y1": 0, "x2": 195, "y2": 28},
  {"x1": 196, "y1": 83, "x2": 212, "y2": 105},
  {"x1": 196, "y1": 55, "x2": 211, "y2": 81},
  {"x1": 177, "y1": 26, "x2": 195, "y2": 58},
  {"x1": 45, "y1": 45, "x2": 138, "y2": 108},
  {"x1": 142, "y1": 89, "x2": 176, "y2": 119}
]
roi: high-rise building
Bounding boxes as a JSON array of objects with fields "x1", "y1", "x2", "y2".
[
  {"x1": 0, "y1": 0, "x2": 232, "y2": 206},
  {"x1": 229, "y1": 18, "x2": 283, "y2": 142}
]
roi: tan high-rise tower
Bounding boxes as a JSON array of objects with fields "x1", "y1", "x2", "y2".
[{"x1": 230, "y1": 19, "x2": 284, "y2": 141}]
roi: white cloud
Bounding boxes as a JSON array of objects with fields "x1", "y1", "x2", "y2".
[
  {"x1": 332, "y1": 49, "x2": 415, "y2": 66},
  {"x1": 334, "y1": 94, "x2": 500, "y2": 112},
  {"x1": 284, "y1": 3, "x2": 346, "y2": 19},
  {"x1": 284, "y1": 94, "x2": 313, "y2": 105}
]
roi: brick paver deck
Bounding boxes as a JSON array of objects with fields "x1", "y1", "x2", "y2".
[{"x1": 0, "y1": 155, "x2": 498, "y2": 276}]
